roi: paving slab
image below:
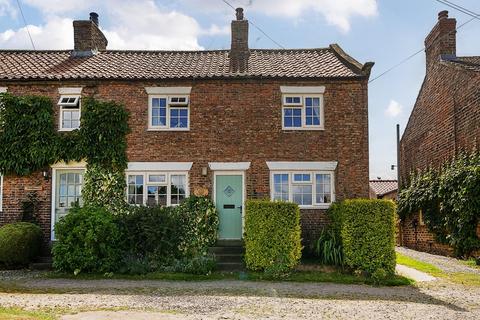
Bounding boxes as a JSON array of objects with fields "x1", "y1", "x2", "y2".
[{"x1": 396, "y1": 264, "x2": 436, "y2": 282}]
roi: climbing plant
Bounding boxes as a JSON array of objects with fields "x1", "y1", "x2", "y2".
[
  {"x1": 78, "y1": 98, "x2": 129, "y2": 213},
  {"x1": 398, "y1": 151, "x2": 480, "y2": 257},
  {"x1": 0, "y1": 94, "x2": 58, "y2": 175},
  {"x1": 0, "y1": 93, "x2": 130, "y2": 213}
]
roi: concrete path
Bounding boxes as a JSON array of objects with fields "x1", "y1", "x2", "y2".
[{"x1": 396, "y1": 264, "x2": 436, "y2": 282}]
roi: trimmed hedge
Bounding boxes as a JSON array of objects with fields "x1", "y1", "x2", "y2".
[
  {"x1": 0, "y1": 222, "x2": 43, "y2": 268},
  {"x1": 53, "y1": 205, "x2": 123, "y2": 273},
  {"x1": 244, "y1": 200, "x2": 302, "y2": 271},
  {"x1": 329, "y1": 199, "x2": 396, "y2": 276}
]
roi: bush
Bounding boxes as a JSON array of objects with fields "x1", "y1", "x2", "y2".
[
  {"x1": 161, "y1": 255, "x2": 216, "y2": 275},
  {"x1": 313, "y1": 228, "x2": 344, "y2": 267},
  {"x1": 0, "y1": 222, "x2": 43, "y2": 268},
  {"x1": 244, "y1": 200, "x2": 302, "y2": 272},
  {"x1": 117, "y1": 205, "x2": 180, "y2": 265},
  {"x1": 329, "y1": 199, "x2": 396, "y2": 276},
  {"x1": 175, "y1": 196, "x2": 219, "y2": 258},
  {"x1": 52, "y1": 205, "x2": 123, "y2": 274}
]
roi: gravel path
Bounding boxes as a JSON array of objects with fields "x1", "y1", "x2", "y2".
[
  {"x1": 0, "y1": 270, "x2": 479, "y2": 319},
  {"x1": 396, "y1": 247, "x2": 480, "y2": 274}
]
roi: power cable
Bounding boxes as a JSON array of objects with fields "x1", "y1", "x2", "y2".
[
  {"x1": 15, "y1": 0, "x2": 35, "y2": 50},
  {"x1": 221, "y1": 0, "x2": 285, "y2": 49}
]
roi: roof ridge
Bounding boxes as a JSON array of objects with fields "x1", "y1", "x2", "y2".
[{"x1": 0, "y1": 47, "x2": 332, "y2": 54}]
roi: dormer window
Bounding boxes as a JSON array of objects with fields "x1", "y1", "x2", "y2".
[{"x1": 58, "y1": 95, "x2": 81, "y2": 131}]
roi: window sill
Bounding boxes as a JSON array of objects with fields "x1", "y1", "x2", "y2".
[
  {"x1": 58, "y1": 128, "x2": 79, "y2": 132},
  {"x1": 299, "y1": 204, "x2": 332, "y2": 210},
  {"x1": 147, "y1": 128, "x2": 190, "y2": 132},
  {"x1": 282, "y1": 127, "x2": 324, "y2": 131}
]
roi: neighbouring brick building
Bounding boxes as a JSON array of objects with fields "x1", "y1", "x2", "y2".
[
  {"x1": 399, "y1": 11, "x2": 480, "y2": 255},
  {"x1": 0, "y1": 9, "x2": 373, "y2": 247}
]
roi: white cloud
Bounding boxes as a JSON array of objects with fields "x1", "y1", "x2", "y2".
[
  {"x1": 0, "y1": 17, "x2": 72, "y2": 49},
  {"x1": 0, "y1": 0, "x2": 16, "y2": 18},
  {"x1": 181, "y1": 0, "x2": 378, "y2": 33},
  {"x1": 0, "y1": 0, "x2": 225, "y2": 50},
  {"x1": 385, "y1": 100, "x2": 403, "y2": 118}
]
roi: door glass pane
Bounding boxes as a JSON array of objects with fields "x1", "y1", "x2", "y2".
[{"x1": 55, "y1": 170, "x2": 84, "y2": 224}]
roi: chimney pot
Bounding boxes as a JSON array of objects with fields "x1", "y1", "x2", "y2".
[
  {"x1": 438, "y1": 10, "x2": 448, "y2": 20},
  {"x1": 236, "y1": 7, "x2": 244, "y2": 20},
  {"x1": 90, "y1": 12, "x2": 99, "y2": 26}
]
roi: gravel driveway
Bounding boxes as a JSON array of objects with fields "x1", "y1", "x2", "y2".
[
  {"x1": 0, "y1": 269, "x2": 479, "y2": 319},
  {"x1": 396, "y1": 246, "x2": 480, "y2": 274}
]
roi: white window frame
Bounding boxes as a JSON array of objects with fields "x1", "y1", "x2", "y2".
[
  {"x1": 148, "y1": 95, "x2": 190, "y2": 131},
  {"x1": 281, "y1": 94, "x2": 325, "y2": 131},
  {"x1": 125, "y1": 171, "x2": 189, "y2": 206},
  {"x1": 58, "y1": 95, "x2": 81, "y2": 132},
  {"x1": 270, "y1": 171, "x2": 335, "y2": 209}
]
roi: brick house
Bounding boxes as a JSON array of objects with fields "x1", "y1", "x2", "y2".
[
  {"x1": 399, "y1": 11, "x2": 480, "y2": 255},
  {"x1": 0, "y1": 9, "x2": 373, "y2": 247}
]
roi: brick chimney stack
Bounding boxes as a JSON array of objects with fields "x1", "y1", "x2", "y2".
[
  {"x1": 72, "y1": 12, "x2": 108, "y2": 57},
  {"x1": 425, "y1": 10, "x2": 456, "y2": 70},
  {"x1": 229, "y1": 8, "x2": 250, "y2": 73}
]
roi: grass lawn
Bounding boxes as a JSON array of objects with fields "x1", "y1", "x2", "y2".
[
  {"x1": 46, "y1": 269, "x2": 412, "y2": 287},
  {"x1": 396, "y1": 252, "x2": 480, "y2": 286},
  {"x1": 0, "y1": 307, "x2": 55, "y2": 320}
]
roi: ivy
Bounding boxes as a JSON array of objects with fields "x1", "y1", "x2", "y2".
[
  {"x1": 0, "y1": 93, "x2": 58, "y2": 175},
  {"x1": 0, "y1": 93, "x2": 130, "y2": 213},
  {"x1": 79, "y1": 98, "x2": 129, "y2": 170},
  {"x1": 398, "y1": 151, "x2": 480, "y2": 256}
]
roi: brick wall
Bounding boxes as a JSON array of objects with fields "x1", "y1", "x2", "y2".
[{"x1": 0, "y1": 77, "x2": 369, "y2": 247}]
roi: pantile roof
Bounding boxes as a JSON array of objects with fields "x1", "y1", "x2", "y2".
[
  {"x1": 369, "y1": 180, "x2": 398, "y2": 197},
  {"x1": 0, "y1": 46, "x2": 369, "y2": 81}
]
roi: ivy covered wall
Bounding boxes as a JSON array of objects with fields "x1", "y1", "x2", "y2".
[{"x1": 0, "y1": 93, "x2": 130, "y2": 213}]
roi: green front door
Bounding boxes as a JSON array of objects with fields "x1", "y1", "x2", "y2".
[{"x1": 216, "y1": 175, "x2": 243, "y2": 240}]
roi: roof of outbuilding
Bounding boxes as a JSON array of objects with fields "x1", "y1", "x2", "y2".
[
  {"x1": 369, "y1": 180, "x2": 398, "y2": 197},
  {"x1": 0, "y1": 45, "x2": 370, "y2": 81}
]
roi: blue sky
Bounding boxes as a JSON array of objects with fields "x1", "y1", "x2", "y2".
[{"x1": 0, "y1": 0, "x2": 479, "y2": 179}]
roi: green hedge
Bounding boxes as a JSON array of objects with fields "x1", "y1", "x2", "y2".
[
  {"x1": 0, "y1": 222, "x2": 43, "y2": 268},
  {"x1": 329, "y1": 199, "x2": 396, "y2": 276},
  {"x1": 244, "y1": 200, "x2": 302, "y2": 271},
  {"x1": 53, "y1": 205, "x2": 123, "y2": 273}
]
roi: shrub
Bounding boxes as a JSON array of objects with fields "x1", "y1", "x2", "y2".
[
  {"x1": 117, "y1": 205, "x2": 180, "y2": 265},
  {"x1": 313, "y1": 228, "x2": 344, "y2": 267},
  {"x1": 52, "y1": 205, "x2": 123, "y2": 274},
  {"x1": 244, "y1": 200, "x2": 302, "y2": 272},
  {"x1": 175, "y1": 196, "x2": 219, "y2": 258},
  {"x1": 329, "y1": 199, "x2": 396, "y2": 276},
  {"x1": 162, "y1": 255, "x2": 216, "y2": 275},
  {"x1": 0, "y1": 222, "x2": 43, "y2": 268}
]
